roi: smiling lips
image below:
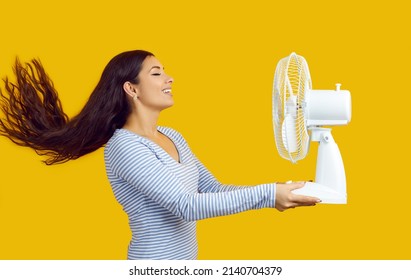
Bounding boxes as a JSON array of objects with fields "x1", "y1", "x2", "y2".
[{"x1": 162, "y1": 88, "x2": 172, "y2": 96}]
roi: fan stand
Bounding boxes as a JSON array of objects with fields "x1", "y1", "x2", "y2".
[{"x1": 292, "y1": 127, "x2": 347, "y2": 204}]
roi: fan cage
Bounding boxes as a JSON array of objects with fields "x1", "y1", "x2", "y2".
[{"x1": 273, "y1": 53, "x2": 311, "y2": 163}]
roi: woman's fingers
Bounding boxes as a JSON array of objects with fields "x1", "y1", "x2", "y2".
[
  {"x1": 275, "y1": 181, "x2": 321, "y2": 211},
  {"x1": 291, "y1": 193, "x2": 321, "y2": 205},
  {"x1": 287, "y1": 182, "x2": 321, "y2": 204}
]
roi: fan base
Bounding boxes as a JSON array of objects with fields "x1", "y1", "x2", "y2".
[{"x1": 291, "y1": 182, "x2": 347, "y2": 204}]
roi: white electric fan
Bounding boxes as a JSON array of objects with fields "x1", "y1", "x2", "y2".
[{"x1": 273, "y1": 52, "x2": 351, "y2": 204}]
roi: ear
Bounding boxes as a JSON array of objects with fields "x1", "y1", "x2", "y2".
[{"x1": 123, "y1": 81, "x2": 138, "y2": 98}]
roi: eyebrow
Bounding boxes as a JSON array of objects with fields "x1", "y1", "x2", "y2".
[{"x1": 149, "y1": 66, "x2": 164, "y2": 71}]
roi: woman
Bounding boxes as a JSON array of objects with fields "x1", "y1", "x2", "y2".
[{"x1": 0, "y1": 50, "x2": 320, "y2": 259}]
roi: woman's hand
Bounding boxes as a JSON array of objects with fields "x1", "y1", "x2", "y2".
[{"x1": 275, "y1": 181, "x2": 321, "y2": 212}]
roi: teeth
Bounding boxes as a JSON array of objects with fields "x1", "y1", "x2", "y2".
[{"x1": 162, "y1": 89, "x2": 172, "y2": 94}]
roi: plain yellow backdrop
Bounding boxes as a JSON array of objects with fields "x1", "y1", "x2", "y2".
[{"x1": 0, "y1": 0, "x2": 410, "y2": 259}]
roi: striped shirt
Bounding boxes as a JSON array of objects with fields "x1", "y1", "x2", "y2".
[{"x1": 104, "y1": 127, "x2": 276, "y2": 259}]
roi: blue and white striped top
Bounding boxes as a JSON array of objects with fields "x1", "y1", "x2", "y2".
[{"x1": 104, "y1": 127, "x2": 276, "y2": 259}]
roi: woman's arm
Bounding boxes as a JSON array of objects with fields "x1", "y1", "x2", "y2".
[{"x1": 105, "y1": 136, "x2": 276, "y2": 222}]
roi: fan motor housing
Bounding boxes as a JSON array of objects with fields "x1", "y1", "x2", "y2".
[{"x1": 306, "y1": 88, "x2": 351, "y2": 126}]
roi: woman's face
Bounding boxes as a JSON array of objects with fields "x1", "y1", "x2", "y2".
[{"x1": 134, "y1": 56, "x2": 174, "y2": 111}]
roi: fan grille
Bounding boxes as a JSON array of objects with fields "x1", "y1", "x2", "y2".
[{"x1": 273, "y1": 53, "x2": 311, "y2": 163}]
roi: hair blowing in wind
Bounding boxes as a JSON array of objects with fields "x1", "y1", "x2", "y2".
[{"x1": 0, "y1": 50, "x2": 153, "y2": 165}]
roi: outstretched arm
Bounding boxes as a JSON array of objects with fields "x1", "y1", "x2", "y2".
[
  {"x1": 105, "y1": 137, "x2": 276, "y2": 222},
  {"x1": 193, "y1": 154, "x2": 319, "y2": 210}
]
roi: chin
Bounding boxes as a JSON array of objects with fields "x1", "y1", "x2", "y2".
[{"x1": 159, "y1": 101, "x2": 174, "y2": 111}]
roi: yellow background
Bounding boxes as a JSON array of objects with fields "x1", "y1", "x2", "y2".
[{"x1": 0, "y1": 0, "x2": 410, "y2": 259}]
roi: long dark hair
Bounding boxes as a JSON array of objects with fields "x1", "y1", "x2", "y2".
[{"x1": 0, "y1": 50, "x2": 153, "y2": 165}]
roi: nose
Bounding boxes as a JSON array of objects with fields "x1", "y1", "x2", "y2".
[{"x1": 166, "y1": 75, "x2": 174, "y2": 84}]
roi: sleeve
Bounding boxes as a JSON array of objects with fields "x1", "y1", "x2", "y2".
[{"x1": 106, "y1": 136, "x2": 276, "y2": 222}]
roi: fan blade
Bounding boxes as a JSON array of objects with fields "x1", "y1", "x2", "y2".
[
  {"x1": 286, "y1": 95, "x2": 297, "y2": 117},
  {"x1": 282, "y1": 114, "x2": 298, "y2": 153}
]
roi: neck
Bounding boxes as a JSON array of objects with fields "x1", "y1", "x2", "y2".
[{"x1": 123, "y1": 106, "x2": 161, "y2": 138}]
